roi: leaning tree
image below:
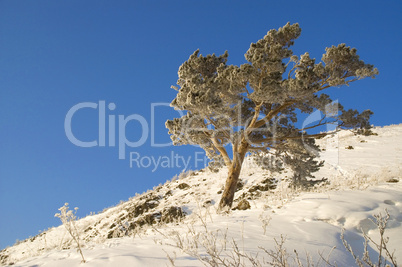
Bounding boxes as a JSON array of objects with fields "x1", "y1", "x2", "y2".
[{"x1": 166, "y1": 23, "x2": 378, "y2": 212}]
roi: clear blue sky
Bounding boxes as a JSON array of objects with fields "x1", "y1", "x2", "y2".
[{"x1": 1, "y1": 0, "x2": 401, "y2": 249}]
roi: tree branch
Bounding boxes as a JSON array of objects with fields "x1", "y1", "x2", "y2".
[
  {"x1": 210, "y1": 136, "x2": 232, "y2": 168},
  {"x1": 248, "y1": 78, "x2": 345, "y2": 132},
  {"x1": 302, "y1": 116, "x2": 339, "y2": 131},
  {"x1": 252, "y1": 101, "x2": 296, "y2": 129},
  {"x1": 205, "y1": 117, "x2": 231, "y2": 140},
  {"x1": 255, "y1": 132, "x2": 333, "y2": 144},
  {"x1": 245, "y1": 102, "x2": 263, "y2": 131}
]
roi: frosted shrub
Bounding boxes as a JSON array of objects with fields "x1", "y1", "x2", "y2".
[
  {"x1": 341, "y1": 209, "x2": 398, "y2": 267},
  {"x1": 258, "y1": 212, "x2": 272, "y2": 235},
  {"x1": 178, "y1": 169, "x2": 194, "y2": 180},
  {"x1": 55, "y1": 203, "x2": 86, "y2": 263},
  {"x1": 165, "y1": 221, "x2": 332, "y2": 267}
]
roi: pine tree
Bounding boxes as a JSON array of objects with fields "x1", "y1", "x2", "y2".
[{"x1": 166, "y1": 23, "x2": 378, "y2": 212}]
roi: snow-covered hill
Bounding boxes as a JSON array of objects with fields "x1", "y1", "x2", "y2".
[{"x1": 1, "y1": 124, "x2": 402, "y2": 266}]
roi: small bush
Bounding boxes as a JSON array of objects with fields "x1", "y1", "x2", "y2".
[
  {"x1": 341, "y1": 209, "x2": 398, "y2": 267},
  {"x1": 55, "y1": 203, "x2": 86, "y2": 263}
]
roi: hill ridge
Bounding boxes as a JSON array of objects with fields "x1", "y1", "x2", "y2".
[{"x1": 2, "y1": 124, "x2": 402, "y2": 266}]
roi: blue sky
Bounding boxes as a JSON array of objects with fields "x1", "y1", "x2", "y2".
[{"x1": 0, "y1": 1, "x2": 401, "y2": 249}]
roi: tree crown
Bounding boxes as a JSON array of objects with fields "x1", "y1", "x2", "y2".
[{"x1": 166, "y1": 22, "x2": 378, "y2": 175}]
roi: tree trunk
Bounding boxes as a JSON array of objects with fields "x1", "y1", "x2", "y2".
[{"x1": 218, "y1": 142, "x2": 248, "y2": 212}]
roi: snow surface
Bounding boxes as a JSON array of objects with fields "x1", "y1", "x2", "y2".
[{"x1": 2, "y1": 124, "x2": 402, "y2": 266}]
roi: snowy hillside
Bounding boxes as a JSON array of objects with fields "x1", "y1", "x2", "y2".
[{"x1": 1, "y1": 124, "x2": 402, "y2": 266}]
